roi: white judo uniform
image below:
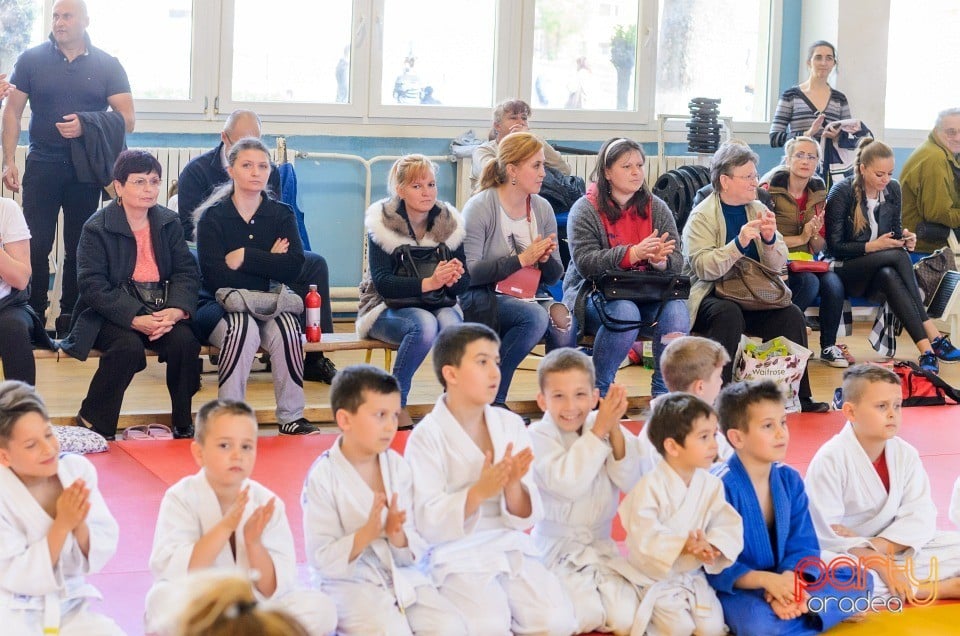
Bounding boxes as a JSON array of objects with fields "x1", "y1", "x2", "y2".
[
  {"x1": 404, "y1": 396, "x2": 577, "y2": 636},
  {"x1": 301, "y1": 437, "x2": 466, "y2": 635},
  {"x1": 145, "y1": 470, "x2": 337, "y2": 635},
  {"x1": 0, "y1": 454, "x2": 123, "y2": 636},
  {"x1": 804, "y1": 423, "x2": 960, "y2": 597},
  {"x1": 618, "y1": 461, "x2": 743, "y2": 636},
  {"x1": 529, "y1": 411, "x2": 645, "y2": 634}
]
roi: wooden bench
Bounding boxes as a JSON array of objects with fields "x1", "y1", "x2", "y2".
[{"x1": 14, "y1": 333, "x2": 397, "y2": 377}]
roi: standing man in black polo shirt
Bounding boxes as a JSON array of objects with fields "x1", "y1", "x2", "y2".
[{"x1": 1, "y1": 0, "x2": 134, "y2": 335}]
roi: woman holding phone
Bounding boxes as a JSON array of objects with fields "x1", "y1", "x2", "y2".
[
  {"x1": 825, "y1": 138, "x2": 960, "y2": 373},
  {"x1": 770, "y1": 41, "x2": 850, "y2": 147}
]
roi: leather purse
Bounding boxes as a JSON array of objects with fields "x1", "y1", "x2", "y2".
[
  {"x1": 914, "y1": 247, "x2": 957, "y2": 303},
  {"x1": 121, "y1": 280, "x2": 169, "y2": 313},
  {"x1": 215, "y1": 285, "x2": 304, "y2": 320},
  {"x1": 715, "y1": 258, "x2": 793, "y2": 310},
  {"x1": 590, "y1": 270, "x2": 691, "y2": 331},
  {"x1": 787, "y1": 260, "x2": 830, "y2": 273},
  {"x1": 382, "y1": 243, "x2": 457, "y2": 310}
]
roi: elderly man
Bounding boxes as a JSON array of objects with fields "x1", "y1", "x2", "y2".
[
  {"x1": 2, "y1": 0, "x2": 134, "y2": 335},
  {"x1": 177, "y1": 109, "x2": 337, "y2": 383},
  {"x1": 469, "y1": 98, "x2": 570, "y2": 190},
  {"x1": 901, "y1": 107, "x2": 960, "y2": 253}
]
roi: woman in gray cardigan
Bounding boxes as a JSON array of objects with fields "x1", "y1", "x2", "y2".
[
  {"x1": 562, "y1": 138, "x2": 688, "y2": 396},
  {"x1": 461, "y1": 132, "x2": 576, "y2": 408}
]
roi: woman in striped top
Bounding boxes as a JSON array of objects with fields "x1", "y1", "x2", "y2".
[{"x1": 769, "y1": 41, "x2": 851, "y2": 147}]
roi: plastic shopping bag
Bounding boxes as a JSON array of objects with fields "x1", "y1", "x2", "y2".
[{"x1": 734, "y1": 335, "x2": 812, "y2": 413}]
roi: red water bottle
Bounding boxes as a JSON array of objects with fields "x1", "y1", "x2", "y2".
[{"x1": 305, "y1": 284, "x2": 322, "y2": 342}]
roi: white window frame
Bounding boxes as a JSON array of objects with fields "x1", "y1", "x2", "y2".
[{"x1": 11, "y1": 0, "x2": 784, "y2": 134}]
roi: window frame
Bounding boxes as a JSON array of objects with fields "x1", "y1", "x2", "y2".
[{"x1": 8, "y1": 0, "x2": 785, "y2": 132}]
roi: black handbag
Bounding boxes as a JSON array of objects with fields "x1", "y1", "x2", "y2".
[
  {"x1": 591, "y1": 270, "x2": 691, "y2": 332},
  {"x1": 382, "y1": 244, "x2": 457, "y2": 310},
  {"x1": 121, "y1": 280, "x2": 169, "y2": 313}
]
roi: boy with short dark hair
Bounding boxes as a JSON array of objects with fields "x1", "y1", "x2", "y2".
[
  {"x1": 619, "y1": 392, "x2": 743, "y2": 636},
  {"x1": 146, "y1": 399, "x2": 336, "y2": 635},
  {"x1": 709, "y1": 380, "x2": 865, "y2": 635},
  {"x1": 0, "y1": 380, "x2": 123, "y2": 635},
  {"x1": 529, "y1": 348, "x2": 644, "y2": 634},
  {"x1": 405, "y1": 323, "x2": 577, "y2": 636},
  {"x1": 302, "y1": 364, "x2": 466, "y2": 635},
  {"x1": 805, "y1": 365, "x2": 960, "y2": 602}
]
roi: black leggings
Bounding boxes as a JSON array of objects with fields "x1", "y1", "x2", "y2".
[{"x1": 836, "y1": 249, "x2": 928, "y2": 343}]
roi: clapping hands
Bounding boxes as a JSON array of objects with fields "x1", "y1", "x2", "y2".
[
  {"x1": 425, "y1": 258, "x2": 465, "y2": 291},
  {"x1": 631, "y1": 229, "x2": 676, "y2": 265},
  {"x1": 519, "y1": 234, "x2": 558, "y2": 267}
]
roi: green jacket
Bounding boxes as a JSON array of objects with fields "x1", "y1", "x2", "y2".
[
  {"x1": 901, "y1": 131, "x2": 960, "y2": 253},
  {"x1": 761, "y1": 167, "x2": 827, "y2": 256}
]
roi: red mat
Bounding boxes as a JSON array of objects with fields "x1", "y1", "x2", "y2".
[{"x1": 86, "y1": 408, "x2": 960, "y2": 635}]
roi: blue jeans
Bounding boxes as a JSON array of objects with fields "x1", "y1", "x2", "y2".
[
  {"x1": 496, "y1": 295, "x2": 577, "y2": 403},
  {"x1": 585, "y1": 296, "x2": 690, "y2": 397},
  {"x1": 787, "y1": 270, "x2": 845, "y2": 349},
  {"x1": 368, "y1": 306, "x2": 462, "y2": 406}
]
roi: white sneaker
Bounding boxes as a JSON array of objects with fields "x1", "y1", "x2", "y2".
[{"x1": 821, "y1": 345, "x2": 850, "y2": 368}]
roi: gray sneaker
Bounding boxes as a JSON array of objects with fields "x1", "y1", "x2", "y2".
[
  {"x1": 821, "y1": 346, "x2": 850, "y2": 368},
  {"x1": 279, "y1": 418, "x2": 320, "y2": 435}
]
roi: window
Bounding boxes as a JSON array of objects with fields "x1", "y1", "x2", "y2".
[
  {"x1": 86, "y1": 0, "x2": 194, "y2": 101},
  {"x1": 531, "y1": 0, "x2": 641, "y2": 111},
  {"x1": 231, "y1": 0, "x2": 354, "y2": 104},
  {"x1": 377, "y1": 0, "x2": 497, "y2": 108},
  {"x1": 885, "y1": 0, "x2": 960, "y2": 130},
  {"x1": 654, "y1": 0, "x2": 771, "y2": 122},
  {"x1": 0, "y1": 0, "x2": 45, "y2": 72}
]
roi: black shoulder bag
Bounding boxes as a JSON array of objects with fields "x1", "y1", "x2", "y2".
[
  {"x1": 382, "y1": 244, "x2": 458, "y2": 310},
  {"x1": 590, "y1": 270, "x2": 690, "y2": 332},
  {"x1": 121, "y1": 280, "x2": 169, "y2": 314}
]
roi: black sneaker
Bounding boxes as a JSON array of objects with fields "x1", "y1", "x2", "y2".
[
  {"x1": 173, "y1": 424, "x2": 195, "y2": 439},
  {"x1": 492, "y1": 402, "x2": 531, "y2": 425},
  {"x1": 279, "y1": 418, "x2": 320, "y2": 435},
  {"x1": 821, "y1": 345, "x2": 850, "y2": 368},
  {"x1": 800, "y1": 398, "x2": 830, "y2": 413},
  {"x1": 303, "y1": 354, "x2": 337, "y2": 384}
]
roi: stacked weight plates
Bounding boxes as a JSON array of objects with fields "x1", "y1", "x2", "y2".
[
  {"x1": 687, "y1": 97, "x2": 722, "y2": 154},
  {"x1": 652, "y1": 164, "x2": 711, "y2": 232}
]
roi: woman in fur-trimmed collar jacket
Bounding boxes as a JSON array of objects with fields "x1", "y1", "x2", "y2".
[{"x1": 357, "y1": 192, "x2": 469, "y2": 410}]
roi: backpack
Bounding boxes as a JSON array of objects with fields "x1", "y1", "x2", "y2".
[
  {"x1": 538, "y1": 166, "x2": 585, "y2": 217},
  {"x1": 892, "y1": 361, "x2": 960, "y2": 406}
]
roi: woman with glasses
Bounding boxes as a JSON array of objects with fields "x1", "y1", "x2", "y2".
[
  {"x1": 461, "y1": 132, "x2": 576, "y2": 412},
  {"x1": 562, "y1": 137, "x2": 689, "y2": 397},
  {"x1": 761, "y1": 136, "x2": 852, "y2": 368},
  {"x1": 682, "y1": 142, "x2": 829, "y2": 412},
  {"x1": 825, "y1": 138, "x2": 960, "y2": 374},
  {"x1": 770, "y1": 41, "x2": 850, "y2": 148},
  {"x1": 61, "y1": 150, "x2": 201, "y2": 440}
]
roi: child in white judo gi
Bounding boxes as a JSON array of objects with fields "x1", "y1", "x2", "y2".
[
  {"x1": 618, "y1": 392, "x2": 743, "y2": 636},
  {"x1": 404, "y1": 323, "x2": 577, "y2": 636},
  {"x1": 301, "y1": 364, "x2": 466, "y2": 635},
  {"x1": 528, "y1": 348, "x2": 644, "y2": 634},
  {"x1": 145, "y1": 399, "x2": 337, "y2": 635},
  {"x1": 805, "y1": 364, "x2": 960, "y2": 603},
  {"x1": 0, "y1": 380, "x2": 123, "y2": 635}
]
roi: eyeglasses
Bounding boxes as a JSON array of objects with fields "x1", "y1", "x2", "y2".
[
  {"x1": 727, "y1": 173, "x2": 759, "y2": 183},
  {"x1": 792, "y1": 152, "x2": 818, "y2": 162},
  {"x1": 940, "y1": 128, "x2": 960, "y2": 138},
  {"x1": 127, "y1": 177, "x2": 162, "y2": 189}
]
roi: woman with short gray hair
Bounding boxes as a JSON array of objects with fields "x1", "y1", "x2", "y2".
[{"x1": 682, "y1": 144, "x2": 829, "y2": 412}]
